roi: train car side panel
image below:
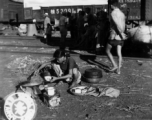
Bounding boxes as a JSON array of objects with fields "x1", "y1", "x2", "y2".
[
  {"x1": 117, "y1": 0, "x2": 141, "y2": 20},
  {"x1": 0, "y1": 0, "x2": 24, "y2": 22},
  {"x1": 24, "y1": 7, "x2": 33, "y2": 20},
  {"x1": 0, "y1": 0, "x2": 9, "y2": 21},
  {"x1": 8, "y1": 1, "x2": 24, "y2": 22},
  {"x1": 33, "y1": 10, "x2": 41, "y2": 21},
  {"x1": 145, "y1": 0, "x2": 152, "y2": 20}
]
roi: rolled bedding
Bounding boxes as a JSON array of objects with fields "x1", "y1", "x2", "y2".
[{"x1": 128, "y1": 25, "x2": 152, "y2": 44}]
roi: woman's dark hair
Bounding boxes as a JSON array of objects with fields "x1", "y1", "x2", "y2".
[{"x1": 53, "y1": 49, "x2": 66, "y2": 58}]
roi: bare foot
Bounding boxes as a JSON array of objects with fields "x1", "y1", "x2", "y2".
[
  {"x1": 116, "y1": 69, "x2": 121, "y2": 75},
  {"x1": 120, "y1": 62, "x2": 123, "y2": 68},
  {"x1": 109, "y1": 67, "x2": 118, "y2": 72}
]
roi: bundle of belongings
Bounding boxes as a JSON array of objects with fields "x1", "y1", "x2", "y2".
[
  {"x1": 16, "y1": 24, "x2": 27, "y2": 36},
  {"x1": 70, "y1": 86, "x2": 120, "y2": 98},
  {"x1": 128, "y1": 25, "x2": 152, "y2": 44},
  {"x1": 16, "y1": 62, "x2": 62, "y2": 108},
  {"x1": 16, "y1": 61, "x2": 120, "y2": 109}
]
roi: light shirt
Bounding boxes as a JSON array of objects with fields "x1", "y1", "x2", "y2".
[{"x1": 44, "y1": 16, "x2": 50, "y2": 30}]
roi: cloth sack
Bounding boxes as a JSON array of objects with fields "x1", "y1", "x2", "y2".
[
  {"x1": 100, "y1": 87, "x2": 120, "y2": 98},
  {"x1": 128, "y1": 25, "x2": 152, "y2": 43},
  {"x1": 18, "y1": 24, "x2": 27, "y2": 33}
]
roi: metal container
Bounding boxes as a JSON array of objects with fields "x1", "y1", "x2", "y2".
[
  {"x1": 47, "y1": 87, "x2": 55, "y2": 96},
  {"x1": 83, "y1": 68, "x2": 103, "y2": 83}
]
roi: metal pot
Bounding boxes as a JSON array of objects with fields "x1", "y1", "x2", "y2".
[
  {"x1": 83, "y1": 68, "x2": 103, "y2": 83},
  {"x1": 83, "y1": 76, "x2": 102, "y2": 83}
]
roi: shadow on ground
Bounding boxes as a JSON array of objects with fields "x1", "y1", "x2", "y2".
[
  {"x1": 79, "y1": 54, "x2": 110, "y2": 72},
  {"x1": 36, "y1": 35, "x2": 73, "y2": 49}
]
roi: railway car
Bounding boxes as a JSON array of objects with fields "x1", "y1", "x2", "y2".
[
  {"x1": 25, "y1": 5, "x2": 108, "y2": 22},
  {"x1": 0, "y1": 0, "x2": 24, "y2": 22},
  {"x1": 25, "y1": 0, "x2": 152, "y2": 23},
  {"x1": 41, "y1": 5, "x2": 108, "y2": 21}
]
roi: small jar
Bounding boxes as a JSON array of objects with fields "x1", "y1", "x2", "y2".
[{"x1": 47, "y1": 87, "x2": 55, "y2": 96}]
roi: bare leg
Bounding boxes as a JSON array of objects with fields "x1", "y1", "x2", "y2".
[
  {"x1": 116, "y1": 45, "x2": 122, "y2": 74},
  {"x1": 106, "y1": 43, "x2": 117, "y2": 71},
  {"x1": 69, "y1": 68, "x2": 80, "y2": 88}
]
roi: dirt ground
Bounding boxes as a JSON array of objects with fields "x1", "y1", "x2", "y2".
[
  {"x1": 1, "y1": 24, "x2": 152, "y2": 120},
  {"x1": 0, "y1": 51, "x2": 152, "y2": 120}
]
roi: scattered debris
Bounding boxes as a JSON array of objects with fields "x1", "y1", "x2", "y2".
[
  {"x1": 137, "y1": 60, "x2": 143, "y2": 66},
  {"x1": 3, "y1": 54, "x2": 152, "y2": 119},
  {"x1": 49, "y1": 96, "x2": 61, "y2": 108},
  {"x1": 101, "y1": 87, "x2": 120, "y2": 98},
  {"x1": 70, "y1": 86, "x2": 120, "y2": 98},
  {"x1": 6, "y1": 55, "x2": 50, "y2": 75}
]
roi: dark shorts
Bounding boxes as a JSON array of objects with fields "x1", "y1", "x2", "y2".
[{"x1": 108, "y1": 40, "x2": 124, "y2": 47}]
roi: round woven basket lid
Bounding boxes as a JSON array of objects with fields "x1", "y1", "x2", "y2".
[{"x1": 84, "y1": 68, "x2": 102, "y2": 78}]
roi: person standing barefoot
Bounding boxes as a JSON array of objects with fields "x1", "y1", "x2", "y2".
[{"x1": 106, "y1": 0, "x2": 126, "y2": 74}]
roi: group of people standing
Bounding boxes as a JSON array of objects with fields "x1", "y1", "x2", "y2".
[
  {"x1": 59, "y1": 7, "x2": 109, "y2": 51},
  {"x1": 59, "y1": 0, "x2": 126, "y2": 75},
  {"x1": 41, "y1": 0, "x2": 127, "y2": 89},
  {"x1": 43, "y1": 6, "x2": 109, "y2": 51}
]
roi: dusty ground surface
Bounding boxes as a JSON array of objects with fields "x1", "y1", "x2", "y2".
[
  {"x1": 0, "y1": 52, "x2": 152, "y2": 120},
  {"x1": 0, "y1": 28, "x2": 152, "y2": 120}
]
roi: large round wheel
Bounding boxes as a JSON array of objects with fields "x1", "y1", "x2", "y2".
[{"x1": 4, "y1": 92, "x2": 37, "y2": 120}]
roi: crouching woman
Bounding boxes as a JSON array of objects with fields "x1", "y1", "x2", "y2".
[{"x1": 51, "y1": 49, "x2": 81, "y2": 88}]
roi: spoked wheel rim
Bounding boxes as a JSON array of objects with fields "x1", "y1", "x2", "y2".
[{"x1": 4, "y1": 92, "x2": 37, "y2": 120}]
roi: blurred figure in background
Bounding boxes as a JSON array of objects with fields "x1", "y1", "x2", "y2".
[
  {"x1": 46, "y1": 23, "x2": 52, "y2": 45},
  {"x1": 96, "y1": 10, "x2": 109, "y2": 54},
  {"x1": 77, "y1": 11, "x2": 85, "y2": 45},
  {"x1": 59, "y1": 12, "x2": 68, "y2": 50},
  {"x1": 44, "y1": 13, "x2": 51, "y2": 35},
  {"x1": 33, "y1": 18, "x2": 44, "y2": 34},
  {"x1": 82, "y1": 7, "x2": 97, "y2": 51},
  {"x1": 70, "y1": 13, "x2": 78, "y2": 41},
  {"x1": 67, "y1": 12, "x2": 78, "y2": 43}
]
